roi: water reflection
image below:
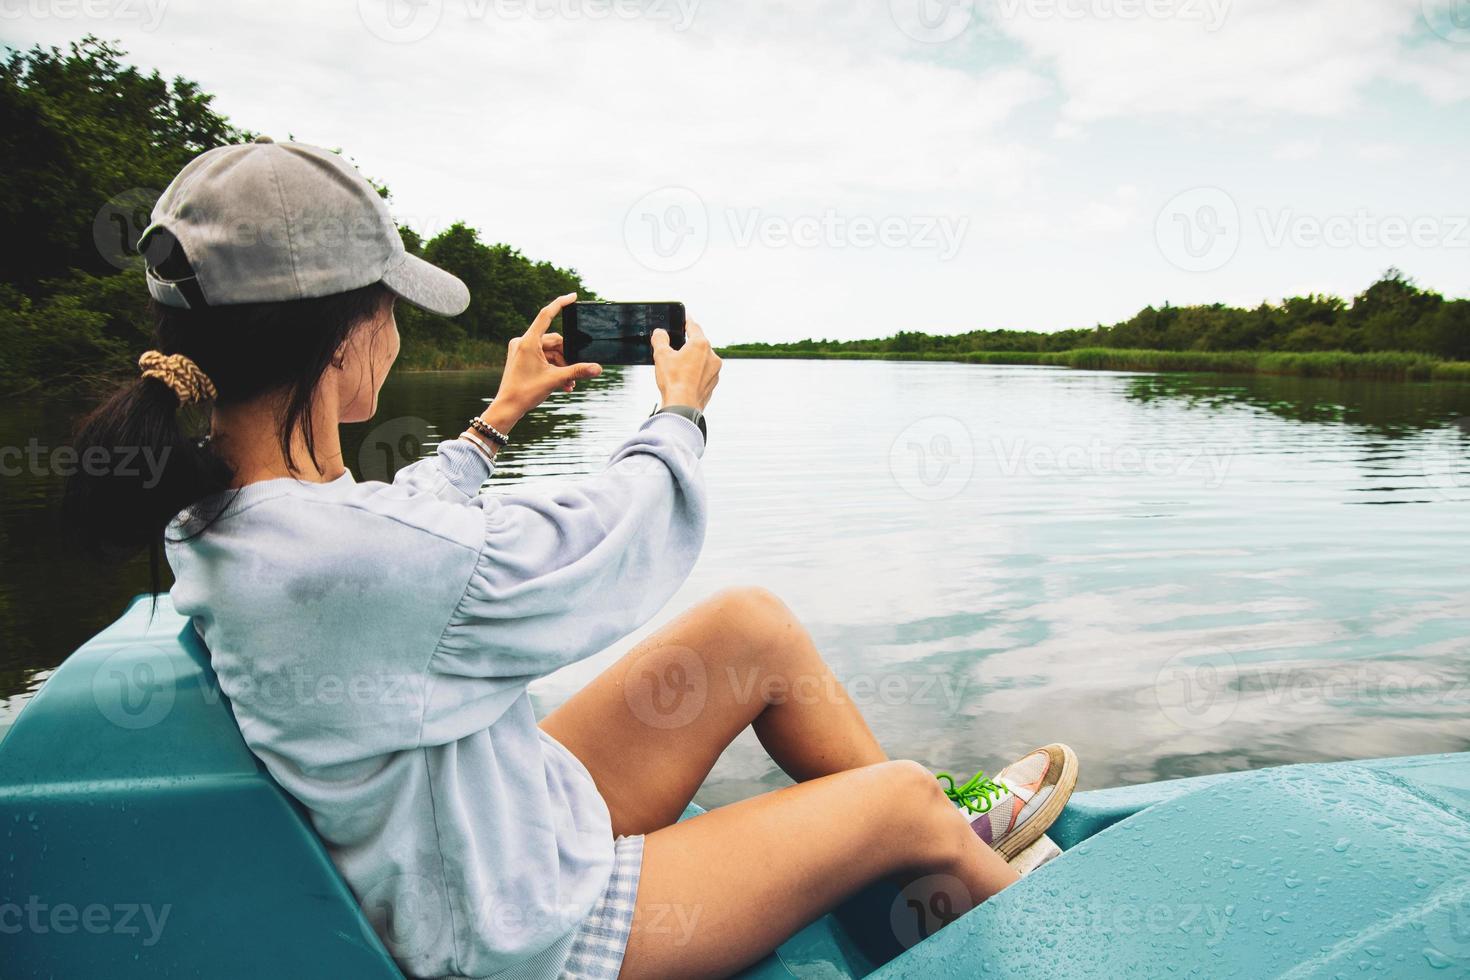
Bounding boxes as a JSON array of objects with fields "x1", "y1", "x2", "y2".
[{"x1": 3, "y1": 362, "x2": 1468, "y2": 803}]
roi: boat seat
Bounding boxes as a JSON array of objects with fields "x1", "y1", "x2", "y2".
[{"x1": 0, "y1": 595, "x2": 404, "y2": 977}]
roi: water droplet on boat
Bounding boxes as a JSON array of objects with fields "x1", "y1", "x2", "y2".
[{"x1": 1422, "y1": 948, "x2": 1453, "y2": 969}]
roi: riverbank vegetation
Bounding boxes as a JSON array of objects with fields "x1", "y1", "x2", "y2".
[
  {"x1": 720, "y1": 346, "x2": 1470, "y2": 382},
  {"x1": 722, "y1": 272, "x2": 1470, "y2": 382},
  {"x1": 0, "y1": 38, "x2": 592, "y2": 394}
]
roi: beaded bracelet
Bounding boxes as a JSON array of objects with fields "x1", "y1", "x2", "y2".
[{"x1": 467, "y1": 415, "x2": 510, "y2": 448}]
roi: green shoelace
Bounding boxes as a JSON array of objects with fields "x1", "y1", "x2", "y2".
[{"x1": 935, "y1": 770, "x2": 1009, "y2": 815}]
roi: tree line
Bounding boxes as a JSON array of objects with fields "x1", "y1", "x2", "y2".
[
  {"x1": 727, "y1": 270, "x2": 1470, "y2": 362},
  {"x1": 0, "y1": 37, "x2": 593, "y2": 394}
]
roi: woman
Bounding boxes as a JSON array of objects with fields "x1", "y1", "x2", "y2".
[{"x1": 66, "y1": 138, "x2": 1079, "y2": 979}]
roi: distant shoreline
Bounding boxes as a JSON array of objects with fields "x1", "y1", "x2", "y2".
[{"x1": 715, "y1": 347, "x2": 1470, "y2": 383}]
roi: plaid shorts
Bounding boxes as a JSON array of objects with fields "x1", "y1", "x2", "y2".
[{"x1": 562, "y1": 835, "x2": 645, "y2": 979}]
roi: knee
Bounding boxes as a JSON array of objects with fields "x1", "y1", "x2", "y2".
[
  {"x1": 710, "y1": 585, "x2": 791, "y2": 624},
  {"x1": 872, "y1": 760, "x2": 974, "y2": 863},
  {"x1": 878, "y1": 759, "x2": 950, "y2": 808},
  {"x1": 708, "y1": 586, "x2": 801, "y2": 654}
]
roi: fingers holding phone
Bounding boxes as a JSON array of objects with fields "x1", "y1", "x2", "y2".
[{"x1": 653, "y1": 319, "x2": 720, "y2": 411}]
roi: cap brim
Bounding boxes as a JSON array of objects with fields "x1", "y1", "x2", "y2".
[{"x1": 381, "y1": 252, "x2": 470, "y2": 316}]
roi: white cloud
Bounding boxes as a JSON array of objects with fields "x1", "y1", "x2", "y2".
[
  {"x1": 1273, "y1": 138, "x2": 1322, "y2": 162},
  {"x1": 986, "y1": 0, "x2": 1460, "y2": 122}
]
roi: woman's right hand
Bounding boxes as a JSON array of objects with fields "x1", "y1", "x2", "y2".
[
  {"x1": 485, "y1": 293, "x2": 602, "y2": 435},
  {"x1": 652, "y1": 320, "x2": 721, "y2": 411}
]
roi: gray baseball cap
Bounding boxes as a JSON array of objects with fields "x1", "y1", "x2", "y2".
[{"x1": 140, "y1": 136, "x2": 469, "y2": 316}]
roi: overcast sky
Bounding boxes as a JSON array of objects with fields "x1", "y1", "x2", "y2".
[{"x1": 6, "y1": 0, "x2": 1469, "y2": 342}]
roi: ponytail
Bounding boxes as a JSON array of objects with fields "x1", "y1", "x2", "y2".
[
  {"x1": 63, "y1": 232, "x2": 391, "y2": 568},
  {"x1": 64, "y1": 374, "x2": 233, "y2": 558}
]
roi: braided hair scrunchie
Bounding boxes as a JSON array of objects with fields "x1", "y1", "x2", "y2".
[{"x1": 138, "y1": 351, "x2": 217, "y2": 405}]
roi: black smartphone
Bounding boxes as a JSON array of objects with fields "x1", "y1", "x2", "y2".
[{"x1": 561, "y1": 302, "x2": 685, "y2": 365}]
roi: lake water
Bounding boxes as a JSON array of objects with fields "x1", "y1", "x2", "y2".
[{"x1": 2, "y1": 360, "x2": 1468, "y2": 806}]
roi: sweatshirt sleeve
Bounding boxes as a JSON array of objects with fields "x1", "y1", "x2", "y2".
[
  {"x1": 431, "y1": 411, "x2": 707, "y2": 681},
  {"x1": 390, "y1": 438, "x2": 495, "y2": 502}
]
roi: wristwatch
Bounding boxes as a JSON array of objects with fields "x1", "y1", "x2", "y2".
[{"x1": 651, "y1": 403, "x2": 707, "y2": 445}]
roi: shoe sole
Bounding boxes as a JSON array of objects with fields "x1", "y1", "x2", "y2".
[{"x1": 995, "y1": 743, "x2": 1079, "y2": 862}]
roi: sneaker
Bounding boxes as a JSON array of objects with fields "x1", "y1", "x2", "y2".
[{"x1": 936, "y1": 743, "x2": 1079, "y2": 861}]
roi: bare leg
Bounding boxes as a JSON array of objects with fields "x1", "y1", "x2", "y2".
[
  {"x1": 542, "y1": 587, "x2": 1018, "y2": 976},
  {"x1": 542, "y1": 586, "x2": 888, "y2": 836},
  {"x1": 620, "y1": 761, "x2": 1019, "y2": 979}
]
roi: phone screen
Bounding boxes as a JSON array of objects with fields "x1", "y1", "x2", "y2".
[{"x1": 563, "y1": 302, "x2": 686, "y2": 365}]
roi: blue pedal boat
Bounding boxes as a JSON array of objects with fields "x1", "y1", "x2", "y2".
[{"x1": 3, "y1": 595, "x2": 1468, "y2": 977}]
